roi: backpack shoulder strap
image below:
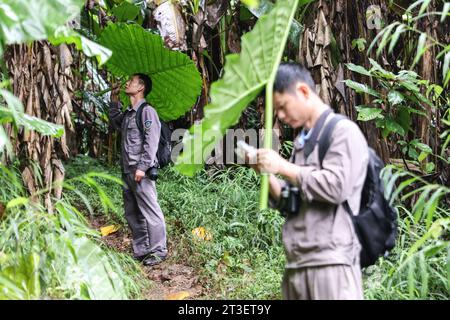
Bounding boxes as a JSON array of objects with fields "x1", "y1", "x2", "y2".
[
  {"x1": 303, "y1": 109, "x2": 333, "y2": 161},
  {"x1": 318, "y1": 114, "x2": 347, "y2": 168},
  {"x1": 135, "y1": 102, "x2": 150, "y2": 138},
  {"x1": 318, "y1": 114, "x2": 354, "y2": 216}
]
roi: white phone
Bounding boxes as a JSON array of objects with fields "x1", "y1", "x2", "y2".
[{"x1": 235, "y1": 140, "x2": 257, "y2": 160}]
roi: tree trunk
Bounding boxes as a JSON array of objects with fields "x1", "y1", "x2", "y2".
[
  {"x1": 297, "y1": 0, "x2": 400, "y2": 163},
  {"x1": 5, "y1": 42, "x2": 76, "y2": 211}
]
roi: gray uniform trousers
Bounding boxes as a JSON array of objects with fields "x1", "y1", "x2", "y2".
[
  {"x1": 122, "y1": 171, "x2": 167, "y2": 258},
  {"x1": 281, "y1": 263, "x2": 363, "y2": 300}
]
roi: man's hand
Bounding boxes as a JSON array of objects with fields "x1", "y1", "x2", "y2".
[
  {"x1": 111, "y1": 83, "x2": 121, "y2": 102},
  {"x1": 253, "y1": 149, "x2": 302, "y2": 186},
  {"x1": 135, "y1": 169, "x2": 146, "y2": 183},
  {"x1": 255, "y1": 149, "x2": 285, "y2": 174}
]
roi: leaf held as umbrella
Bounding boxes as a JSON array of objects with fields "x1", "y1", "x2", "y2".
[
  {"x1": 174, "y1": 0, "x2": 304, "y2": 176},
  {"x1": 99, "y1": 23, "x2": 202, "y2": 121}
]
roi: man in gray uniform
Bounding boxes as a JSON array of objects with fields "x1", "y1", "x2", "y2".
[
  {"x1": 109, "y1": 73, "x2": 168, "y2": 266},
  {"x1": 251, "y1": 63, "x2": 369, "y2": 299}
]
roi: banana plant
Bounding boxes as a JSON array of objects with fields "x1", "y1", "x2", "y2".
[
  {"x1": 0, "y1": 0, "x2": 110, "y2": 156},
  {"x1": 0, "y1": 89, "x2": 64, "y2": 156},
  {"x1": 0, "y1": 0, "x2": 84, "y2": 47},
  {"x1": 175, "y1": 0, "x2": 310, "y2": 209},
  {"x1": 0, "y1": 0, "x2": 111, "y2": 64}
]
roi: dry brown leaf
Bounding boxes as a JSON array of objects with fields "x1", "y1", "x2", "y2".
[
  {"x1": 165, "y1": 291, "x2": 190, "y2": 300},
  {"x1": 21, "y1": 167, "x2": 37, "y2": 195},
  {"x1": 153, "y1": 1, "x2": 187, "y2": 51},
  {"x1": 0, "y1": 202, "x2": 5, "y2": 219},
  {"x1": 59, "y1": 44, "x2": 73, "y2": 72},
  {"x1": 52, "y1": 159, "x2": 65, "y2": 199},
  {"x1": 191, "y1": 227, "x2": 212, "y2": 241},
  {"x1": 100, "y1": 225, "x2": 120, "y2": 237}
]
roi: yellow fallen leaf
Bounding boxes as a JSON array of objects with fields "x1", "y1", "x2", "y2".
[
  {"x1": 165, "y1": 291, "x2": 190, "y2": 300},
  {"x1": 191, "y1": 227, "x2": 212, "y2": 241},
  {"x1": 100, "y1": 225, "x2": 119, "y2": 236}
]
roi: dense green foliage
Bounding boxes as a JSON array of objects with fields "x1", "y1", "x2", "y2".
[
  {"x1": 0, "y1": 0, "x2": 448, "y2": 300},
  {"x1": 0, "y1": 163, "x2": 148, "y2": 299},
  {"x1": 158, "y1": 166, "x2": 285, "y2": 298},
  {"x1": 345, "y1": 0, "x2": 450, "y2": 174},
  {"x1": 364, "y1": 166, "x2": 449, "y2": 299}
]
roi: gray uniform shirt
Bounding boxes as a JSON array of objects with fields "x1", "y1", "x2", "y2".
[
  {"x1": 109, "y1": 99, "x2": 161, "y2": 173},
  {"x1": 276, "y1": 111, "x2": 369, "y2": 269}
]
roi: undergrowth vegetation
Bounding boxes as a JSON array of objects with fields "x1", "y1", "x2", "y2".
[
  {"x1": 1, "y1": 154, "x2": 447, "y2": 299},
  {"x1": 0, "y1": 162, "x2": 148, "y2": 299},
  {"x1": 63, "y1": 156, "x2": 449, "y2": 300},
  {"x1": 65, "y1": 156, "x2": 286, "y2": 299}
]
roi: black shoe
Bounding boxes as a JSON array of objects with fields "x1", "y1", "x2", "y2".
[
  {"x1": 135, "y1": 254, "x2": 150, "y2": 262},
  {"x1": 143, "y1": 254, "x2": 167, "y2": 266}
]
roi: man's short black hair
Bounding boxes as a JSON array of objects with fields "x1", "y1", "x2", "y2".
[
  {"x1": 274, "y1": 63, "x2": 316, "y2": 94},
  {"x1": 135, "y1": 73, "x2": 152, "y2": 97}
]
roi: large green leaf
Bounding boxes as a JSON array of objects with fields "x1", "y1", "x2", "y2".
[
  {"x1": 0, "y1": 0, "x2": 84, "y2": 45},
  {"x1": 99, "y1": 23, "x2": 202, "y2": 121},
  {"x1": 384, "y1": 117, "x2": 406, "y2": 137},
  {"x1": 175, "y1": 0, "x2": 302, "y2": 176},
  {"x1": 0, "y1": 107, "x2": 64, "y2": 138},
  {"x1": 388, "y1": 90, "x2": 405, "y2": 106},
  {"x1": 355, "y1": 106, "x2": 384, "y2": 121},
  {"x1": 346, "y1": 63, "x2": 372, "y2": 77}
]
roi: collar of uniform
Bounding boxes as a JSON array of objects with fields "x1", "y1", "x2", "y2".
[
  {"x1": 294, "y1": 128, "x2": 314, "y2": 150},
  {"x1": 128, "y1": 99, "x2": 147, "y2": 112},
  {"x1": 293, "y1": 106, "x2": 332, "y2": 151}
]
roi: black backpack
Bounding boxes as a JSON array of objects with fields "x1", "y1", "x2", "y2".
[
  {"x1": 318, "y1": 114, "x2": 398, "y2": 268},
  {"x1": 135, "y1": 103, "x2": 172, "y2": 168}
]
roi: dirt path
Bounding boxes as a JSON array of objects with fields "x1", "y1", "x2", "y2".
[{"x1": 89, "y1": 215, "x2": 206, "y2": 300}]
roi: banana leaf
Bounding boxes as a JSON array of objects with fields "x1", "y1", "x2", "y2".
[
  {"x1": 99, "y1": 23, "x2": 202, "y2": 121},
  {"x1": 0, "y1": 0, "x2": 84, "y2": 45},
  {"x1": 0, "y1": 0, "x2": 112, "y2": 67}
]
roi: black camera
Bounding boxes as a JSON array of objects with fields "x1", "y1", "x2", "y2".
[
  {"x1": 146, "y1": 167, "x2": 158, "y2": 181},
  {"x1": 277, "y1": 184, "x2": 301, "y2": 216}
]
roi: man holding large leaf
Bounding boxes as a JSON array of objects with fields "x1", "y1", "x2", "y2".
[
  {"x1": 251, "y1": 64, "x2": 369, "y2": 300},
  {"x1": 109, "y1": 74, "x2": 168, "y2": 267},
  {"x1": 99, "y1": 22, "x2": 203, "y2": 267}
]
